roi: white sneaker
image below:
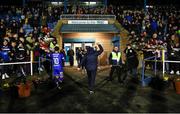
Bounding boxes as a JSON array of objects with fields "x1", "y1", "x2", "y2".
[
  {"x1": 57, "y1": 86, "x2": 62, "y2": 90},
  {"x1": 5, "y1": 73, "x2": 9, "y2": 78},
  {"x1": 38, "y1": 67, "x2": 43, "y2": 72},
  {"x1": 2, "y1": 74, "x2": 5, "y2": 80},
  {"x1": 176, "y1": 71, "x2": 180, "y2": 75},
  {"x1": 170, "y1": 70, "x2": 174, "y2": 75},
  {"x1": 89, "y1": 91, "x2": 94, "y2": 94}
]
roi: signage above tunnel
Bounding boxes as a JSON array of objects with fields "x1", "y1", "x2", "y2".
[{"x1": 68, "y1": 20, "x2": 108, "y2": 24}]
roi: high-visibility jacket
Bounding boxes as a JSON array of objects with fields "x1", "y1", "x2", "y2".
[{"x1": 109, "y1": 51, "x2": 121, "y2": 65}]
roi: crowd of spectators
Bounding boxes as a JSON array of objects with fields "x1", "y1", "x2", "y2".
[
  {"x1": 0, "y1": 4, "x2": 179, "y2": 78},
  {"x1": 72, "y1": 5, "x2": 180, "y2": 73},
  {"x1": 112, "y1": 6, "x2": 180, "y2": 74},
  {"x1": 0, "y1": 6, "x2": 61, "y2": 79}
]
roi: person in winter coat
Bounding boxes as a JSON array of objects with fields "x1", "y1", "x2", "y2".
[
  {"x1": 67, "y1": 48, "x2": 74, "y2": 66},
  {"x1": 78, "y1": 43, "x2": 103, "y2": 94},
  {"x1": 124, "y1": 44, "x2": 139, "y2": 78},
  {"x1": 10, "y1": 40, "x2": 18, "y2": 74},
  {"x1": 16, "y1": 43, "x2": 27, "y2": 77}
]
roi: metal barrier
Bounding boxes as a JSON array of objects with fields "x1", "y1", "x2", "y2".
[
  {"x1": 162, "y1": 50, "x2": 180, "y2": 77},
  {"x1": 141, "y1": 49, "x2": 180, "y2": 87},
  {"x1": 60, "y1": 14, "x2": 116, "y2": 20},
  {"x1": 0, "y1": 51, "x2": 33, "y2": 76},
  {"x1": 141, "y1": 56, "x2": 158, "y2": 86}
]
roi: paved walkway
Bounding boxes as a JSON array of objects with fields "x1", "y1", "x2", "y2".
[{"x1": 0, "y1": 66, "x2": 180, "y2": 113}]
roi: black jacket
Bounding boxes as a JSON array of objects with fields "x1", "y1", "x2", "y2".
[
  {"x1": 16, "y1": 47, "x2": 26, "y2": 61},
  {"x1": 79, "y1": 44, "x2": 103, "y2": 71},
  {"x1": 124, "y1": 48, "x2": 139, "y2": 68}
]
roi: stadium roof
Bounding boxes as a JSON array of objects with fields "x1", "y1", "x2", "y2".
[{"x1": 60, "y1": 24, "x2": 119, "y2": 33}]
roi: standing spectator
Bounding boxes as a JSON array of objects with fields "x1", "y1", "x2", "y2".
[
  {"x1": 10, "y1": 40, "x2": 17, "y2": 74},
  {"x1": 151, "y1": 19, "x2": 158, "y2": 33},
  {"x1": 16, "y1": 43, "x2": 27, "y2": 77},
  {"x1": 167, "y1": 35, "x2": 177, "y2": 74},
  {"x1": 143, "y1": 44, "x2": 154, "y2": 70},
  {"x1": 33, "y1": 42, "x2": 40, "y2": 73},
  {"x1": 78, "y1": 43, "x2": 103, "y2": 94},
  {"x1": 175, "y1": 43, "x2": 180, "y2": 75},
  {"x1": 124, "y1": 44, "x2": 139, "y2": 78},
  {"x1": 76, "y1": 47, "x2": 82, "y2": 67},
  {"x1": 60, "y1": 48, "x2": 66, "y2": 67},
  {"x1": 67, "y1": 48, "x2": 74, "y2": 66},
  {"x1": 0, "y1": 40, "x2": 11, "y2": 79},
  {"x1": 0, "y1": 24, "x2": 6, "y2": 39}
]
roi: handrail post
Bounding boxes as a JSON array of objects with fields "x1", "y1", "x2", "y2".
[
  {"x1": 141, "y1": 60, "x2": 145, "y2": 85},
  {"x1": 155, "y1": 55, "x2": 157, "y2": 76},
  {"x1": 30, "y1": 51, "x2": 33, "y2": 76},
  {"x1": 38, "y1": 57, "x2": 41, "y2": 75},
  {"x1": 162, "y1": 49, "x2": 165, "y2": 77}
]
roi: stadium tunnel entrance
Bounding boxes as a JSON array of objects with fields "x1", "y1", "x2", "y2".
[
  {"x1": 54, "y1": 15, "x2": 127, "y2": 66},
  {"x1": 62, "y1": 33, "x2": 119, "y2": 66}
]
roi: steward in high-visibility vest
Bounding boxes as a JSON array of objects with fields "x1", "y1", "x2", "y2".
[
  {"x1": 110, "y1": 51, "x2": 121, "y2": 65},
  {"x1": 108, "y1": 46, "x2": 125, "y2": 83}
]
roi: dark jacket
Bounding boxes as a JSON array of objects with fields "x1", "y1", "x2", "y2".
[
  {"x1": 10, "y1": 46, "x2": 17, "y2": 62},
  {"x1": 16, "y1": 47, "x2": 26, "y2": 61},
  {"x1": 79, "y1": 44, "x2": 103, "y2": 71},
  {"x1": 67, "y1": 49, "x2": 74, "y2": 57},
  {"x1": 124, "y1": 48, "x2": 139, "y2": 68}
]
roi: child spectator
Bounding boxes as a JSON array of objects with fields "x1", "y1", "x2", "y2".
[{"x1": 0, "y1": 39, "x2": 11, "y2": 79}]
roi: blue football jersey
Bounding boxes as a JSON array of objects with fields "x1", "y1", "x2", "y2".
[
  {"x1": 51, "y1": 53, "x2": 64, "y2": 71},
  {"x1": 0, "y1": 46, "x2": 10, "y2": 62}
]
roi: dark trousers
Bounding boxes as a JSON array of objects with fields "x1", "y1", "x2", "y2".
[
  {"x1": 2, "y1": 61, "x2": 9, "y2": 75},
  {"x1": 87, "y1": 70, "x2": 97, "y2": 91},
  {"x1": 69, "y1": 56, "x2": 74, "y2": 66},
  {"x1": 128, "y1": 67, "x2": 138, "y2": 78},
  {"x1": 109, "y1": 66, "x2": 124, "y2": 82},
  {"x1": 43, "y1": 60, "x2": 52, "y2": 77},
  {"x1": 127, "y1": 61, "x2": 138, "y2": 78},
  {"x1": 17, "y1": 64, "x2": 26, "y2": 77},
  {"x1": 156, "y1": 58, "x2": 162, "y2": 71},
  {"x1": 169, "y1": 56, "x2": 177, "y2": 72}
]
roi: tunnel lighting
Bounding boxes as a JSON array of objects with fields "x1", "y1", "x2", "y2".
[
  {"x1": 85, "y1": 2, "x2": 89, "y2": 5},
  {"x1": 90, "y1": 2, "x2": 96, "y2": 5},
  {"x1": 51, "y1": 2, "x2": 58, "y2": 5}
]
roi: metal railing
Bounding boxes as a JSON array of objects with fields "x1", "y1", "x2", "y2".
[
  {"x1": 0, "y1": 51, "x2": 33, "y2": 76},
  {"x1": 60, "y1": 14, "x2": 116, "y2": 20},
  {"x1": 141, "y1": 49, "x2": 180, "y2": 86}
]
